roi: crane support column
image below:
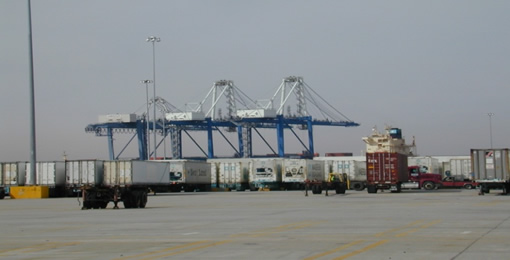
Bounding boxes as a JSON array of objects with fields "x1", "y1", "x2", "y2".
[
  {"x1": 277, "y1": 115, "x2": 285, "y2": 157},
  {"x1": 136, "y1": 120, "x2": 147, "y2": 160},
  {"x1": 307, "y1": 117, "x2": 314, "y2": 157},
  {"x1": 207, "y1": 118, "x2": 214, "y2": 158},
  {"x1": 170, "y1": 127, "x2": 182, "y2": 159},
  {"x1": 237, "y1": 125, "x2": 244, "y2": 158},
  {"x1": 107, "y1": 128, "x2": 115, "y2": 160}
]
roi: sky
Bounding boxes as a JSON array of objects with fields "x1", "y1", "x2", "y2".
[{"x1": 1, "y1": 1, "x2": 509, "y2": 162}]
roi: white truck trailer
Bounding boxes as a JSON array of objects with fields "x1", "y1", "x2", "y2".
[
  {"x1": 471, "y1": 149, "x2": 510, "y2": 195},
  {"x1": 249, "y1": 158, "x2": 283, "y2": 191}
]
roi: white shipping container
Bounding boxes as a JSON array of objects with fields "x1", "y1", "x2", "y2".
[
  {"x1": 105, "y1": 160, "x2": 185, "y2": 186},
  {"x1": 471, "y1": 149, "x2": 510, "y2": 181},
  {"x1": 65, "y1": 160, "x2": 104, "y2": 186},
  {"x1": 210, "y1": 162, "x2": 218, "y2": 188},
  {"x1": 25, "y1": 162, "x2": 65, "y2": 186},
  {"x1": 250, "y1": 158, "x2": 283, "y2": 187},
  {"x1": 236, "y1": 109, "x2": 277, "y2": 118},
  {"x1": 104, "y1": 160, "x2": 135, "y2": 186},
  {"x1": 98, "y1": 114, "x2": 136, "y2": 123},
  {"x1": 330, "y1": 160, "x2": 367, "y2": 182},
  {"x1": 283, "y1": 159, "x2": 324, "y2": 183},
  {"x1": 2, "y1": 162, "x2": 25, "y2": 186},
  {"x1": 165, "y1": 112, "x2": 205, "y2": 121},
  {"x1": 448, "y1": 158, "x2": 472, "y2": 179},
  {"x1": 166, "y1": 160, "x2": 211, "y2": 184},
  {"x1": 208, "y1": 159, "x2": 251, "y2": 190},
  {"x1": 408, "y1": 156, "x2": 440, "y2": 174}
]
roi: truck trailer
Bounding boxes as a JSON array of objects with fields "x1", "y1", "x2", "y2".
[
  {"x1": 81, "y1": 160, "x2": 173, "y2": 209},
  {"x1": 249, "y1": 158, "x2": 283, "y2": 191},
  {"x1": 164, "y1": 160, "x2": 211, "y2": 192},
  {"x1": 283, "y1": 159, "x2": 325, "y2": 193},
  {"x1": 471, "y1": 149, "x2": 510, "y2": 195}
]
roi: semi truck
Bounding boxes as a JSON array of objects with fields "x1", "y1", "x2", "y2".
[
  {"x1": 403, "y1": 165, "x2": 442, "y2": 190},
  {"x1": 471, "y1": 148, "x2": 510, "y2": 195},
  {"x1": 366, "y1": 152, "x2": 445, "y2": 193}
]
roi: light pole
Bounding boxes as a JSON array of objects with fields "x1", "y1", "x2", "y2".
[
  {"x1": 146, "y1": 36, "x2": 160, "y2": 159},
  {"x1": 28, "y1": 0, "x2": 37, "y2": 185},
  {"x1": 488, "y1": 112, "x2": 494, "y2": 149},
  {"x1": 140, "y1": 80, "x2": 152, "y2": 160}
]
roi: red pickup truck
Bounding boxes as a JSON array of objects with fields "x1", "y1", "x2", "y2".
[{"x1": 440, "y1": 176, "x2": 477, "y2": 189}]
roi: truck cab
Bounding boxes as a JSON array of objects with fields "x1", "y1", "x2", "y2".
[{"x1": 404, "y1": 165, "x2": 442, "y2": 190}]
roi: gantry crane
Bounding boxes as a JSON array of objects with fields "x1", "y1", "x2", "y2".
[{"x1": 85, "y1": 76, "x2": 359, "y2": 160}]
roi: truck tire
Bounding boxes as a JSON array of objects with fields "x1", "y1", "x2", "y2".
[
  {"x1": 367, "y1": 185, "x2": 377, "y2": 194},
  {"x1": 463, "y1": 184, "x2": 474, "y2": 190},
  {"x1": 335, "y1": 184, "x2": 346, "y2": 194},
  {"x1": 352, "y1": 182, "x2": 365, "y2": 191},
  {"x1": 423, "y1": 181, "x2": 435, "y2": 190},
  {"x1": 0, "y1": 191, "x2": 5, "y2": 200}
]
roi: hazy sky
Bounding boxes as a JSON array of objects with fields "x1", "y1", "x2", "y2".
[{"x1": 1, "y1": 1, "x2": 509, "y2": 161}]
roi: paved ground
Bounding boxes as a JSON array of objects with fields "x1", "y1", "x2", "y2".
[{"x1": 0, "y1": 189, "x2": 509, "y2": 260}]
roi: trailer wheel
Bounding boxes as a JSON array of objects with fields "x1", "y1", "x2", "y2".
[
  {"x1": 463, "y1": 184, "x2": 474, "y2": 190},
  {"x1": 367, "y1": 185, "x2": 377, "y2": 194},
  {"x1": 316, "y1": 185, "x2": 322, "y2": 195},
  {"x1": 335, "y1": 184, "x2": 346, "y2": 194},
  {"x1": 423, "y1": 181, "x2": 435, "y2": 190},
  {"x1": 0, "y1": 192, "x2": 5, "y2": 200},
  {"x1": 139, "y1": 191, "x2": 148, "y2": 208},
  {"x1": 352, "y1": 182, "x2": 365, "y2": 191}
]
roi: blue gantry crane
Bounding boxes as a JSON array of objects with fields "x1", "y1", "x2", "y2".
[{"x1": 84, "y1": 76, "x2": 359, "y2": 160}]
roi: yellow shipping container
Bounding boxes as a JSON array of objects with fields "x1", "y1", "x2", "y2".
[{"x1": 10, "y1": 186, "x2": 49, "y2": 199}]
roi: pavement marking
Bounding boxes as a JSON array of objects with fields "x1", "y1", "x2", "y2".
[
  {"x1": 374, "y1": 220, "x2": 424, "y2": 237},
  {"x1": 231, "y1": 220, "x2": 324, "y2": 238},
  {"x1": 114, "y1": 221, "x2": 321, "y2": 259},
  {"x1": 474, "y1": 200, "x2": 506, "y2": 206},
  {"x1": 0, "y1": 241, "x2": 81, "y2": 255},
  {"x1": 136, "y1": 240, "x2": 233, "y2": 260},
  {"x1": 112, "y1": 240, "x2": 209, "y2": 260},
  {"x1": 395, "y1": 220, "x2": 441, "y2": 237},
  {"x1": 332, "y1": 240, "x2": 389, "y2": 260},
  {"x1": 302, "y1": 240, "x2": 365, "y2": 260}
]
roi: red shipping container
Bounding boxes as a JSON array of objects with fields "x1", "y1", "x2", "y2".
[{"x1": 366, "y1": 152, "x2": 409, "y2": 185}]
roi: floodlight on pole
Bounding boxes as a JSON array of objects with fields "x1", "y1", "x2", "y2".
[
  {"x1": 146, "y1": 36, "x2": 160, "y2": 159},
  {"x1": 140, "y1": 80, "x2": 152, "y2": 160}
]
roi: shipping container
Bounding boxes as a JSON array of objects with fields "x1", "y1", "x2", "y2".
[
  {"x1": 161, "y1": 160, "x2": 211, "y2": 192},
  {"x1": 25, "y1": 161, "x2": 66, "y2": 197},
  {"x1": 104, "y1": 160, "x2": 173, "y2": 186},
  {"x1": 408, "y1": 156, "x2": 440, "y2": 174},
  {"x1": 250, "y1": 158, "x2": 283, "y2": 190},
  {"x1": 471, "y1": 149, "x2": 510, "y2": 194},
  {"x1": 366, "y1": 152, "x2": 408, "y2": 193},
  {"x1": 282, "y1": 159, "x2": 324, "y2": 190},
  {"x1": 447, "y1": 158, "x2": 472, "y2": 180},
  {"x1": 314, "y1": 156, "x2": 367, "y2": 190},
  {"x1": 65, "y1": 160, "x2": 104, "y2": 188},
  {"x1": 1, "y1": 162, "x2": 25, "y2": 186},
  {"x1": 208, "y1": 158, "x2": 251, "y2": 191}
]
